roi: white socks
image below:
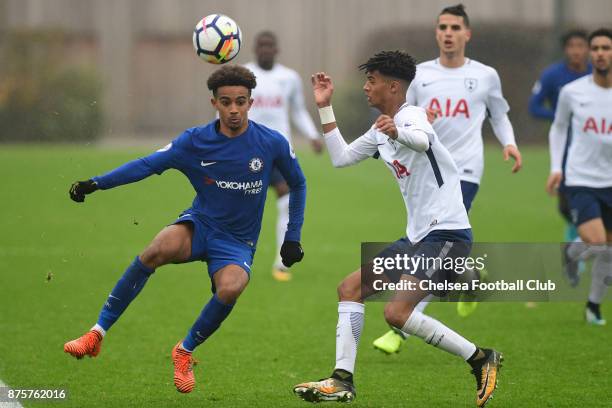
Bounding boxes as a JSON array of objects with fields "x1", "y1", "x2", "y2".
[
  {"x1": 398, "y1": 298, "x2": 430, "y2": 338},
  {"x1": 91, "y1": 324, "x2": 106, "y2": 337},
  {"x1": 335, "y1": 301, "x2": 365, "y2": 374},
  {"x1": 401, "y1": 310, "x2": 476, "y2": 360},
  {"x1": 589, "y1": 249, "x2": 612, "y2": 304},
  {"x1": 274, "y1": 195, "x2": 290, "y2": 270}
]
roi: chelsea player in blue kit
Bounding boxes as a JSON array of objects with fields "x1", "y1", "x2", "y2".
[{"x1": 63, "y1": 65, "x2": 307, "y2": 394}]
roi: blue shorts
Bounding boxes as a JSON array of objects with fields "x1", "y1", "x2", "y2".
[
  {"x1": 172, "y1": 212, "x2": 255, "y2": 279},
  {"x1": 460, "y1": 181, "x2": 479, "y2": 213},
  {"x1": 565, "y1": 186, "x2": 612, "y2": 230},
  {"x1": 376, "y1": 229, "x2": 473, "y2": 296}
]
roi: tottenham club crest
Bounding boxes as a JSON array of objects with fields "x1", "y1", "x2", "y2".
[
  {"x1": 464, "y1": 78, "x2": 478, "y2": 92},
  {"x1": 248, "y1": 157, "x2": 264, "y2": 173}
]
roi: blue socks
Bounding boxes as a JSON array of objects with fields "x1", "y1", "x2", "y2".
[
  {"x1": 182, "y1": 294, "x2": 234, "y2": 352},
  {"x1": 97, "y1": 256, "x2": 155, "y2": 331},
  {"x1": 565, "y1": 223, "x2": 578, "y2": 242}
]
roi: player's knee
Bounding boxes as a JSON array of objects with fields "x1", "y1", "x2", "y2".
[
  {"x1": 337, "y1": 279, "x2": 360, "y2": 302},
  {"x1": 140, "y1": 240, "x2": 180, "y2": 268},
  {"x1": 581, "y1": 234, "x2": 607, "y2": 245},
  {"x1": 384, "y1": 302, "x2": 413, "y2": 329},
  {"x1": 216, "y1": 283, "x2": 244, "y2": 304}
]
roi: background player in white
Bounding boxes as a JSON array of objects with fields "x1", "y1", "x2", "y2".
[
  {"x1": 373, "y1": 3, "x2": 522, "y2": 354},
  {"x1": 293, "y1": 51, "x2": 502, "y2": 408},
  {"x1": 546, "y1": 28, "x2": 612, "y2": 326},
  {"x1": 245, "y1": 31, "x2": 323, "y2": 282}
]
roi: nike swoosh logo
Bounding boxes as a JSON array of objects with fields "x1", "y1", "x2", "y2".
[
  {"x1": 243, "y1": 262, "x2": 251, "y2": 270},
  {"x1": 109, "y1": 294, "x2": 120, "y2": 301},
  {"x1": 201, "y1": 161, "x2": 217, "y2": 167},
  {"x1": 422, "y1": 81, "x2": 435, "y2": 87}
]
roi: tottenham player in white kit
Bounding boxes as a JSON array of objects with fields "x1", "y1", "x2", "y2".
[
  {"x1": 547, "y1": 28, "x2": 612, "y2": 326},
  {"x1": 292, "y1": 51, "x2": 502, "y2": 408},
  {"x1": 373, "y1": 3, "x2": 523, "y2": 354},
  {"x1": 244, "y1": 31, "x2": 323, "y2": 282}
]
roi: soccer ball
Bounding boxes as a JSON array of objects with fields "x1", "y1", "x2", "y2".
[{"x1": 193, "y1": 14, "x2": 242, "y2": 64}]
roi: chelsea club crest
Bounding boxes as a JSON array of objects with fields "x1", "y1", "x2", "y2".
[{"x1": 249, "y1": 157, "x2": 264, "y2": 173}]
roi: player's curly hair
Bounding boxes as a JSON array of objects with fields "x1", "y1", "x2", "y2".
[
  {"x1": 439, "y1": 3, "x2": 470, "y2": 27},
  {"x1": 207, "y1": 65, "x2": 257, "y2": 96},
  {"x1": 358, "y1": 51, "x2": 417, "y2": 83}
]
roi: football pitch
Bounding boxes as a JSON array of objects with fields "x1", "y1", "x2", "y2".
[{"x1": 0, "y1": 144, "x2": 610, "y2": 407}]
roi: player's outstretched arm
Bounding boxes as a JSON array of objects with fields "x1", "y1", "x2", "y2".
[
  {"x1": 68, "y1": 139, "x2": 184, "y2": 203},
  {"x1": 311, "y1": 72, "x2": 378, "y2": 167}
]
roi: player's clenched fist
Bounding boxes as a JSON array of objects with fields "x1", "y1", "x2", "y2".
[
  {"x1": 69, "y1": 179, "x2": 98, "y2": 202},
  {"x1": 280, "y1": 241, "x2": 304, "y2": 268},
  {"x1": 375, "y1": 115, "x2": 398, "y2": 139},
  {"x1": 311, "y1": 72, "x2": 334, "y2": 107}
]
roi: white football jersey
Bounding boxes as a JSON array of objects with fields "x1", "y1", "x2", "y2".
[
  {"x1": 244, "y1": 62, "x2": 319, "y2": 142},
  {"x1": 407, "y1": 59, "x2": 512, "y2": 184},
  {"x1": 326, "y1": 104, "x2": 470, "y2": 243},
  {"x1": 550, "y1": 75, "x2": 612, "y2": 188}
]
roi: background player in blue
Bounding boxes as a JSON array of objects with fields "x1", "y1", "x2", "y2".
[
  {"x1": 63, "y1": 65, "x2": 307, "y2": 394},
  {"x1": 529, "y1": 29, "x2": 592, "y2": 121},
  {"x1": 529, "y1": 29, "x2": 591, "y2": 243}
]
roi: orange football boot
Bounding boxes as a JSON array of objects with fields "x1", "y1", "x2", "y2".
[
  {"x1": 172, "y1": 341, "x2": 196, "y2": 393},
  {"x1": 63, "y1": 330, "x2": 103, "y2": 359}
]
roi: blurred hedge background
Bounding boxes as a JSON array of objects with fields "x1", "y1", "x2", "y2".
[
  {"x1": 0, "y1": 30, "x2": 103, "y2": 142},
  {"x1": 0, "y1": 0, "x2": 610, "y2": 144}
]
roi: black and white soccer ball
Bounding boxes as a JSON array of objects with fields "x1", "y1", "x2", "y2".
[{"x1": 193, "y1": 14, "x2": 242, "y2": 64}]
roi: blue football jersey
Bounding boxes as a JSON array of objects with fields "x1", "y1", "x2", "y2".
[
  {"x1": 529, "y1": 61, "x2": 592, "y2": 120},
  {"x1": 92, "y1": 120, "x2": 306, "y2": 245}
]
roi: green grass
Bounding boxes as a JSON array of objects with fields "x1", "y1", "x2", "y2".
[{"x1": 0, "y1": 144, "x2": 610, "y2": 407}]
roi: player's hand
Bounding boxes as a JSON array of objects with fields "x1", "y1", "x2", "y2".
[
  {"x1": 546, "y1": 172, "x2": 562, "y2": 196},
  {"x1": 375, "y1": 115, "x2": 398, "y2": 139},
  {"x1": 280, "y1": 241, "x2": 304, "y2": 267},
  {"x1": 311, "y1": 72, "x2": 334, "y2": 107},
  {"x1": 425, "y1": 108, "x2": 440, "y2": 124},
  {"x1": 69, "y1": 179, "x2": 98, "y2": 202},
  {"x1": 311, "y1": 139, "x2": 324, "y2": 154},
  {"x1": 503, "y1": 145, "x2": 522, "y2": 173}
]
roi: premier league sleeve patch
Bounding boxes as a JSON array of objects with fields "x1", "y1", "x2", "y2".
[{"x1": 248, "y1": 157, "x2": 264, "y2": 173}]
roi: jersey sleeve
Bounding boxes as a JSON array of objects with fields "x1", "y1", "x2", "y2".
[
  {"x1": 485, "y1": 68, "x2": 511, "y2": 120},
  {"x1": 288, "y1": 73, "x2": 320, "y2": 140},
  {"x1": 548, "y1": 86, "x2": 572, "y2": 173},
  {"x1": 324, "y1": 127, "x2": 379, "y2": 167},
  {"x1": 528, "y1": 70, "x2": 555, "y2": 120},
  {"x1": 393, "y1": 107, "x2": 432, "y2": 152},
  {"x1": 273, "y1": 137, "x2": 306, "y2": 242},
  {"x1": 92, "y1": 130, "x2": 190, "y2": 190}
]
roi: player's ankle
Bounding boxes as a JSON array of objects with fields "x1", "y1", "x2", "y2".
[
  {"x1": 467, "y1": 347, "x2": 487, "y2": 367},
  {"x1": 331, "y1": 369, "x2": 354, "y2": 384}
]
